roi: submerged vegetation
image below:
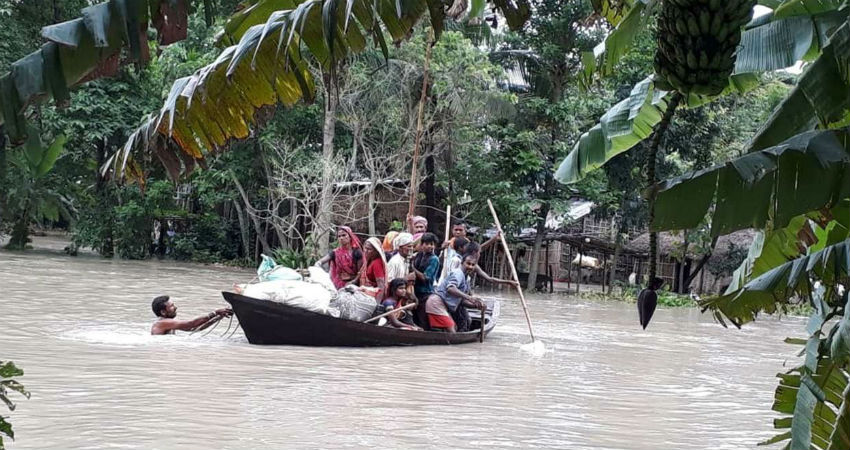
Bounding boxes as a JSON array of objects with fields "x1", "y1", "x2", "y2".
[{"x1": 0, "y1": 0, "x2": 849, "y2": 448}]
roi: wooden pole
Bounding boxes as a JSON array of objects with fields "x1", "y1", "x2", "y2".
[
  {"x1": 364, "y1": 302, "x2": 417, "y2": 324},
  {"x1": 480, "y1": 305, "x2": 486, "y2": 343},
  {"x1": 487, "y1": 199, "x2": 536, "y2": 343},
  {"x1": 407, "y1": 29, "x2": 434, "y2": 226}
]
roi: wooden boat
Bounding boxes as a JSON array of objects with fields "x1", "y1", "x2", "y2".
[{"x1": 221, "y1": 291, "x2": 500, "y2": 347}]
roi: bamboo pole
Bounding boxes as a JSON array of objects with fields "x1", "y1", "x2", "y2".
[
  {"x1": 487, "y1": 199, "x2": 536, "y2": 343},
  {"x1": 442, "y1": 205, "x2": 452, "y2": 269},
  {"x1": 364, "y1": 302, "x2": 417, "y2": 324},
  {"x1": 407, "y1": 29, "x2": 435, "y2": 227}
]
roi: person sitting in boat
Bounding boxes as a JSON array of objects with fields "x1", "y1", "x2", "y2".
[
  {"x1": 150, "y1": 295, "x2": 232, "y2": 335},
  {"x1": 425, "y1": 253, "x2": 487, "y2": 333},
  {"x1": 438, "y1": 236, "x2": 468, "y2": 285},
  {"x1": 412, "y1": 232, "x2": 440, "y2": 302},
  {"x1": 408, "y1": 214, "x2": 428, "y2": 234},
  {"x1": 380, "y1": 278, "x2": 422, "y2": 330},
  {"x1": 359, "y1": 237, "x2": 388, "y2": 301},
  {"x1": 382, "y1": 230, "x2": 399, "y2": 259},
  {"x1": 386, "y1": 232, "x2": 415, "y2": 284},
  {"x1": 314, "y1": 226, "x2": 363, "y2": 289}
]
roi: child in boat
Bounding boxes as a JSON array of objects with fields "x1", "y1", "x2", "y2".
[
  {"x1": 412, "y1": 232, "x2": 440, "y2": 301},
  {"x1": 438, "y1": 236, "x2": 468, "y2": 285},
  {"x1": 381, "y1": 278, "x2": 421, "y2": 330}
]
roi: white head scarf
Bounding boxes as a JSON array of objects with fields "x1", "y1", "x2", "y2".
[
  {"x1": 365, "y1": 237, "x2": 388, "y2": 267},
  {"x1": 393, "y1": 232, "x2": 414, "y2": 250}
]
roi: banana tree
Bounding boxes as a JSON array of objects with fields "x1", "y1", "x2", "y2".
[
  {"x1": 2, "y1": 130, "x2": 70, "y2": 249},
  {"x1": 0, "y1": 0, "x2": 202, "y2": 145},
  {"x1": 695, "y1": 241, "x2": 850, "y2": 448},
  {"x1": 558, "y1": 2, "x2": 849, "y2": 185},
  {"x1": 110, "y1": 0, "x2": 530, "y2": 182},
  {"x1": 0, "y1": 361, "x2": 29, "y2": 450}
]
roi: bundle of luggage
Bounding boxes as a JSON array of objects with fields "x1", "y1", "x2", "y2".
[{"x1": 238, "y1": 256, "x2": 376, "y2": 322}]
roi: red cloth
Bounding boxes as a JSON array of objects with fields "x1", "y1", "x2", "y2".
[
  {"x1": 330, "y1": 226, "x2": 362, "y2": 289},
  {"x1": 428, "y1": 314, "x2": 455, "y2": 329},
  {"x1": 361, "y1": 257, "x2": 386, "y2": 288}
]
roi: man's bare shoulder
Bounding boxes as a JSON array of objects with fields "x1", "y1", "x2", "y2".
[{"x1": 151, "y1": 319, "x2": 179, "y2": 335}]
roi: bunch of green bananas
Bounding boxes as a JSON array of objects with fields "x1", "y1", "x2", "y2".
[{"x1": 655, "y1": 0, "x2": 755, "y2": 96}]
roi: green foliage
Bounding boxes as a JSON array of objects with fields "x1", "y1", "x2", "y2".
[
  {"x1": 271, "y1": 247, "x2": 312, "y2": 270},
  {"x1": 0, "y1": 360, "x2": 29, "y2": 450},
  {"x1": 761, "y1": 289, "x2": 850, "y2": 450}
]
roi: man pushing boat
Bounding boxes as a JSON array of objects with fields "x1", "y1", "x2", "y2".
[{"x1": 150, "y1": 295, "x2": 233, "y2": 335}]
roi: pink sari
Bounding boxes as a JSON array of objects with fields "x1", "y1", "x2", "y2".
[{"x1": 330, "y1": 226, "x2": 361, "y2": 289}]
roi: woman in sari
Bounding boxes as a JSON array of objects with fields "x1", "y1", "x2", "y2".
[
  {"x1": 314, "y1": 226, "x2": 363, "y2": 289},
  {"x1": 359, "y1": 237, "x2": 388, "y2": 301}
]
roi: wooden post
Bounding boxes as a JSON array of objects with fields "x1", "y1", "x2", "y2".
[
  {"x1": 577, "y1": 244, "x2": 583, "y2": 294},
  {"x1": 487, "y1": 199, "x2": 536, "y2": 343},
  {"x1": 567, "y1": 245, "x2": 573, "y2": 290}
]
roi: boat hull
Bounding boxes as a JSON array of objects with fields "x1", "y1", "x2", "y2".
[{"x1": 222, "y1": 292, "x2": 499, "y2": 347}]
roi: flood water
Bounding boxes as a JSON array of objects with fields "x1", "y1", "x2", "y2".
[{"x1": 1, "y1": 236, "x2": 807, "y2": 449}]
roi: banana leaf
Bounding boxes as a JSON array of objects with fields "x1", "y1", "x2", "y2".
[
  {"x1": 749, "y1": 19, "x2": 850, "y2": 152},
  {"x1": 740, "y1": 197, "x2": 850, "y2": 298},
  {"x1": 580, "y1": 0, "x2": 652, "y2": 85},
  {"x1": 0, "y1": 0, "x2": 195, "y2": 143},
  {"x1": 115, "y1": 0, "x2": 532, "y2": 181},
  {"x1": 760, "y1": 289, "x2": 850, "y2": 450},
  {"x1": 735, "y1": 9, "x2": 847, "y2": 73},
  {"x1": 651, "y1": 130, "x2": 850, "y2": 236},
  {"x1": 774, "y1": 0, "x2": 846, "y2": 19},
  {"x1": 701, "y1": 239, "x2": 850, "y2": 324},
  {"x1": 567, "y1": 4, "x2": 848, "y2": 184}
]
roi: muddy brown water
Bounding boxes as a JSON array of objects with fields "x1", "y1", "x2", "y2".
[{"x1": 1, "y1": 236, "x2": 806, "y2": 449}]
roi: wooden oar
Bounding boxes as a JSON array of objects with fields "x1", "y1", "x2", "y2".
[
  {"x1": 479, "y1": 305, "x2": 486, "y2": 343},
  {"x1": 487, "y1": 199, "x2": 536, "y2": 343},
  {"x1": 364, "y1": 302, "x2": 417, "y2": 324}
]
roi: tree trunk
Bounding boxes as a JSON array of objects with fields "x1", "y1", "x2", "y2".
[
  {"x1": 527, "y1": 202, "x2": 550, "y2": 292},
  {"x1": 684, "y1": 236, "x2": 719, "y2": 287},
  {"x1": 315, "y1": 71, "x2": 339, "y2": 255},
  {"x1": 0, "y1": 125, "x2": 6, "y2": 232},
  {"x1": 678, "y1": 229, "x2": 690, "y2": 293},
  {"x1": 367, "y1": 179, "x2": 377, "y2": 236},
  {"x1": 231, "y1": 172, "x2": 272, "y2": 256},
  {"x1": 647, "y1": 92, "x2": 683, "y2": 285},
  {"x1": 608, "y1": 230, "x2": 623, "y2": 295},
  {"x1": 233, "y1": 199, "x2": 251, "y2": 260},
  {"x1": 95, "y1": 139, "x2": 114, "y2": 257}
]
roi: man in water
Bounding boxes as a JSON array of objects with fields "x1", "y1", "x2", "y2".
[
  {"x1": 638, "y1": 277, "x2": 664, "y2": 330},
  {"x1": 150, "y1": 295, "x2": 232, "y2": 335}
]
